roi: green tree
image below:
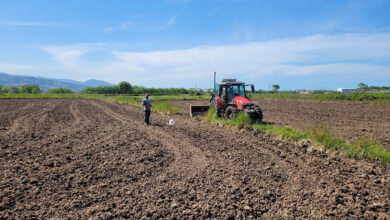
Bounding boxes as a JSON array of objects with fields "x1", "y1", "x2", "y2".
[
  {"x1": 9, "y1": 86, "x2": 19, "y2": 94},
  {"x1": 133, "y1": 86, "x2": 145, "y2": 95},
  {"x1": 1, "y1": 86, "x2": 9, "y2": 93},
  {"x1": 118, "y1": 81, "x2": 132, "y2": 94},
  {"x1": 358, "y1": 82, "x2": 368, "y2": 90},
  {"x1": 20, "y1": 84, "x2": 32, "y2": 93},
  {"x1": 31, "y1": 84, "x2": 41, "y2": 94},
  {"x1": 48, "y1": 88, "x2": 74, "y2": 94},
  {"x1": 272, "y1": 84, "x2": 280, "y2": 93}
]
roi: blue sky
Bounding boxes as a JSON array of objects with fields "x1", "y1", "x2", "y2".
[{"x1": 0, "y1": 0, "x2": 390, "y2": 90}]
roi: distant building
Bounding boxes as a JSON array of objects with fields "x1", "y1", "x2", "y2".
[
  {"x1": 189, "y1": 88, "x2": 202, "y2": 91},
  {"x1": 204, "y1": 88, "x2": 214, "y2": 93},
  {"x1": 295, "y1": 90, "x2": 312, "y2": 94},
  {"x1": 337, "y1": 88, "x2": 355, "y2": 94},
  {"x1": 189, "y1": 88, "x2": 213, "y2": 93}
]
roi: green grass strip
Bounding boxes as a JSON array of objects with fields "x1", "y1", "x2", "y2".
[
  {"x1": 0, "y1": 93, "x2": 209, "y2": 101},
  {"x1": 203, "y1": 106, "x2": 390, "y2": 164},
  {"x1": 253, "y1": 124, "x2": 308, "y2": 141},
  {"x1": 0, "y1": 93, "x2": 86, "y2": 99},
  {"x1": 151, "y1": 102, "x2": 179, "y2": 114},
  {"x1": 0, "y1": 93, "x2": 182, "y2": 114},
  {"x1": 0, "y1": 93, "x2": 190, "y2": 114},
  {"x1": 88, "y1": 95, "x2": 180, "y2": 114}
]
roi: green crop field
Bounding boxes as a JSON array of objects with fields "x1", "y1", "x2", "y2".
[{"x1": 253, "y1": 93, "x2": 390, "y2": 104}]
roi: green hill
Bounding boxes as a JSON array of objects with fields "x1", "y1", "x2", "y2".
[{"x1": 0, "y1": 72, "x2": 112, "y2": 92}]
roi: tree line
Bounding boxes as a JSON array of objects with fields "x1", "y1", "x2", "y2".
[
  {"x1": 0, "y1": 81, "x2": 205, "y2": 95},
  {"x1": 357, "y1": 83, "x2": 390, "y2": 91},
  {"x1": 255, "y1": 82, "x2": 390, "y2": 94},
  {"x1": 255, "y1": 84, "x2": 281, "y2": 94},
  {"x1": 0, "y1": 84, "x2": 41, "y2": 94},
  {"x1": 0, "y1": 84, "x2": 75, "y2": 94},
  {"x1": 47, "y1": 88, "x2": 74, "y2": 94},
  {"x1": 80, "y1": 81, "x2": 204, "y2": 95}
]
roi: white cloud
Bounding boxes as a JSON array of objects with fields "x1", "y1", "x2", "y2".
[
  {"x1": 102, "y1": 16, "x2": 177, "y2": 33},
  {"x1": 103, "y1": 27, "x2": 113, "y2": 33},
  {"x1": 166, "y1": 15, "x2": 178, "y2": 26},
  {"x1": 41, "y1": 33, "x2": 390, "y2": 86},
  {"x1": 252, "y1": 63, "x2": 390, "y2": 78},
  {"x1": 42, "y1": 43, "x2": 106, "y2": 68},
  {"x1": 0, "y1": 20, "x2": 59, "y2": 26},
  {"x1": 44, "y1": 48, "x2": 86, "y2": 68},
  {"x1": 148, "y1": 15, "x2": 179, "y2": 30},
  {"x1": 111, "y1": 33, "x2": 390, "y2": 77},
  {"x1": 102, "y1": 21, "x2": 134, "y2": 33},
  {"x1": 0, "y1": 63, "x2": 33, "y2": 72},
  {"x1": 120, "y1": 21, "x2": 134, "y2": 30}
]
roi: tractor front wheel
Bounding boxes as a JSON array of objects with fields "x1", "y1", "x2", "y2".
[
  {"x1": 213, "y1": 102, "x2": 220, "y2": 117},
  {"x1": 254, "y1": 106, "x2": 263, "y2": 124},
  {"x1": 224, "y1": 106, "x2": 237, "y2": 119}
]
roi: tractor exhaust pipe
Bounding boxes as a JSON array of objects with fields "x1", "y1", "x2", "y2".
[{"x1": 214, "y1": 71, "x2": 216, "y2": 94}]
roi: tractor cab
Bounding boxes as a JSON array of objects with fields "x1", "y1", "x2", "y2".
[{"x1": 213, "y1": 79, "x2": 255, "y2": 110}]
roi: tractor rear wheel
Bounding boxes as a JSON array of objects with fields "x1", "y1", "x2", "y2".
[{"x1": 224, "y1": 106, "x2": 237, "y2": 119}]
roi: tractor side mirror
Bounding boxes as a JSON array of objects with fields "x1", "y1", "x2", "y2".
[{"x1": 251, "y1": 85, "x2": 255, "y2": 93}]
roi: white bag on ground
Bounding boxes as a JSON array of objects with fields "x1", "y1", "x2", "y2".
[{"x1": 169, "y1": 119, "x2": 175, "y2": 126}]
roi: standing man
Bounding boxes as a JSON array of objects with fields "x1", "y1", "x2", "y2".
[{"x1": 142, "y1": 94, "x2": 152, "y2": 125}]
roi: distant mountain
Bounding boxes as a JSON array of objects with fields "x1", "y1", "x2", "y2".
[
  {"x1": 0, "y1": 72, "x2": 112, "y2": 92},
  {"x1": 84, "y1": 79, "x2": 112, "y2": 87}
]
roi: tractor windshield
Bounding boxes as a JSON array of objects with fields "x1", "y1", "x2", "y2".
[
  {"x1": 232, "y1": 84, "x2": 246, "y2": 97},
  {"x1": 214, "y1": 84, "x2": 219, "y2": 96}
]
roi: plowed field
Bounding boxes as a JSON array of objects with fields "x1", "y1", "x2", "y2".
[
  {"x1": 167, "y1": 98, "x2": 390, "y2": 150},
  {"x1": 0, "y1": 99, "x2": 389, "y2": 219}
]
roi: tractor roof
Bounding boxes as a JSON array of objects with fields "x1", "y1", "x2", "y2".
[{"x1": 219, "y1": 79, "x2": 245, "y2": 86}]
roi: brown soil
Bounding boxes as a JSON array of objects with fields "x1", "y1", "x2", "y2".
[
  {"x1": 167, "y1": 98, "x2": 390, "y2": 150},
  {"x1": 254, "y1": 98, "x2": 390, "y2": 150},
  {"x1": 0, "y1": 99, "x2": 389, "y2": 219}
]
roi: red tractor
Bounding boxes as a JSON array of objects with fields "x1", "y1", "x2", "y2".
[
  {"x1": 211, "y1": 79, "x2": 262, "y2": 123},
  {"x1": 190, "y1": 77, "x2": 263, "y2": 124}
]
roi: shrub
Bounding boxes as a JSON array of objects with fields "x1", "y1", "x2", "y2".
[
  {"x1": 48, "y1": 88, "x2": 74, "y2": 94},
  {"x1": 228, "y1": 112, "x2": 251, "y2": 128},
  {"x1": 31, "y1": 84, "x2": 41, "y2": 94},
  {"x1": 9, "y1": 86, "x2": 19, "y2": 94}
]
